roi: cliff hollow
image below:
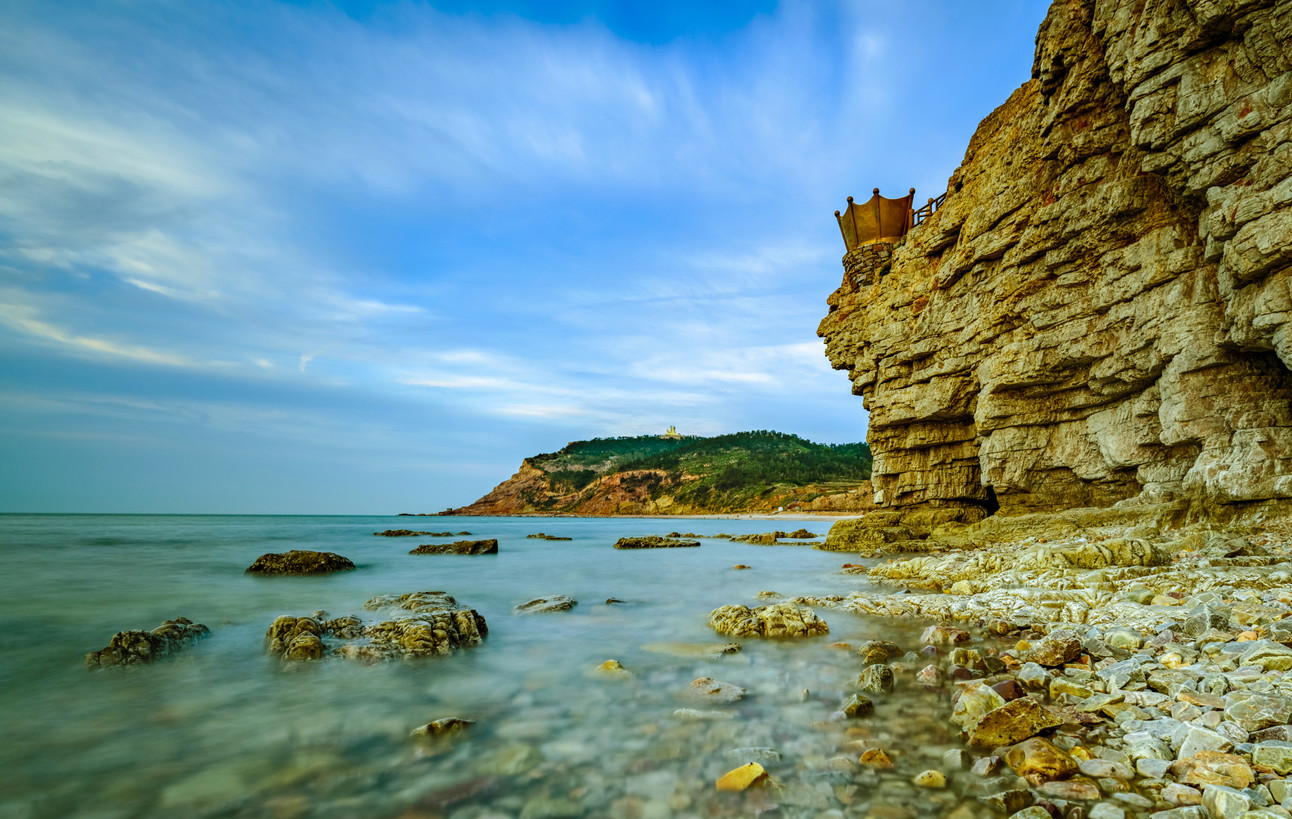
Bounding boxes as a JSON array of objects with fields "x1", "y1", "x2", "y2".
[{"x1": 818, "y1": 0, "x2": 1292, "y2": 522}]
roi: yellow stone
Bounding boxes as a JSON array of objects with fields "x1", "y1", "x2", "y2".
[
  {"x1": 913, "y1": 769, "x2": 946, "y2": 788},
  {"x1": 716, "y1": 762, "x2": 767, "y2": 791},
  {"x1": 595, "y1": 659, "x2": 630, "y2": 676},
  {"x1": 1015, "y1": 639, "x2": 1032, "y2": 653},
  {"x1": 1070, "y1": 747, "x2": 1093, "y2": 761},
  {"x1": 859, "y1": 749, "x2": 894, "y2": 768}
]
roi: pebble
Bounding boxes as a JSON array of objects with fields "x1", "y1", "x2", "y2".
[
  {"x1": 912, "y1": 769, "x2": 946, "y2": 788},
  {"x1": 715, "y1": 762, "x2": 766, "y2": 791}
]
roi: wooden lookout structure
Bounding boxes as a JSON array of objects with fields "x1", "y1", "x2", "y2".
[{"x1": 835, "y1": 188, "x2": 946, "y2": 252}]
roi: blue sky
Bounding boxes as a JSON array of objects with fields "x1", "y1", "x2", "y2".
[{"x1": 0, "y1": 0, "x2": 1049, "y2": 513}]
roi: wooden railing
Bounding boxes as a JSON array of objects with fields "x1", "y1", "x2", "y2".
[{"x1": 912, "y1": 192, "x2": 947, "y2": 227}]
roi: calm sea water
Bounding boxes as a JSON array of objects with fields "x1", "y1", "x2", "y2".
[{"x1": 0, "y1": 515, "x2": 960, "y2": 819}]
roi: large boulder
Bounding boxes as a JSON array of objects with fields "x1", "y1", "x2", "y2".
[
  {"x1": 409, "y1": 539, "x2": 498, "y2": 555},
  {"x1": 245, "y1": 550, "x2": 355, "y2": 575},
  {"x1": 86, "y1": 617, "x2": 210, "y2": 669},
  {"x1": 707, "y1": 603, "x2": 829, "y2": 638}
]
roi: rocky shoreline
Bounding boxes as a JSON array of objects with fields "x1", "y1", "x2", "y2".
[{"x1": 74, "y1": 508, "x2": 1292, "y2": 819}]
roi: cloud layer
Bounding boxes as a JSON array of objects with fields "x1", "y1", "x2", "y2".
[{"x1": 0, "y1": 0, "x2": 1049, "y2": 512}]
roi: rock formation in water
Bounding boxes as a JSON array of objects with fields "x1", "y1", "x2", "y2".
[
  {"x1": 264, "y1": 591, "x2": 488, "y2": 662},
  {"x1": 408, "y1": 538, "x2": 498, "y2": 555},
  {"x1": 818, "y1": 0, "x2": 1292, "y2": 522},
  {"x1": 86, "y1": 617, "x2": 210, "y2": 670},
  {"x1": 245, "y1": 550, "x2": 356, "y2": 575}
]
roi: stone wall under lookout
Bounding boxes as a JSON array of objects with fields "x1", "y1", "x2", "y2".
[{"x1": 818, "y1": 0, "x2": 1292, "y2": 522}]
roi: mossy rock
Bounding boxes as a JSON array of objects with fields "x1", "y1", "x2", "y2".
[
  {"x1": 409, "y1": 539, "x2": 498, "y2": 555},
  {"x1": 245, "y1": 551, "x2": 356, "y2": 575}
]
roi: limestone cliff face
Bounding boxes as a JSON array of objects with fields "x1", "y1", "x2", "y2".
[{"x1": 819, "y1": 0, "x2": 1292, "y2": 519}]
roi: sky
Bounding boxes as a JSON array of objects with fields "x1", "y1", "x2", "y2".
[{"x1": 0, "y1": 0, "x2": 1050, "y2": 514}]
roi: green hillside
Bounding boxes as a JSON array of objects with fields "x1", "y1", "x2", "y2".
[{"x1": 533, "y1": 430, "x2": 872, "y2": 506}]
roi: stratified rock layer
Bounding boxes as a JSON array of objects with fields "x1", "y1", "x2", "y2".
[{"x1": 818, "y1": 0, "x2": 1292, "y2": 520}]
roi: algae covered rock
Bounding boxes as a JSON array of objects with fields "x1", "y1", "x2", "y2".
[
  {"x1": 265, "y1": 590, "x2": 488, "y2": 662},
  {"x1": 856, "y1": 664, "x2": 895, "y2": 694},
  {"x1": 408, "y1": 539, "x2": 498, "y2": 555},
  {"x1": 613, "y1": 536, "x2": 699, "y2": 549},
  {"x1": 245, "y1": 550, "x2": 355, "y2": 575},
  {"x1": 363, "y1": 610, "x2": 488, "y2": 658},
  {"x1": 965, "y1": 697, "x2": 1062, "y2": 749},
  {"x1": 265, "y1": 615, "x2": 325, "y2": 660},
  {"x1": 819, "y1": 516, "x2": 921, "y2": 554},
  {"x1": 707, "y1": 603, "x2": 829, "y2": 638},
  {"x1": 86, "y1": 617, "x2": 210, "y2": 669}
]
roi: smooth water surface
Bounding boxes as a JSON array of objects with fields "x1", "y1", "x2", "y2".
[{"x1": 0, "y1": 515, "x2": 962, "y2": 819}]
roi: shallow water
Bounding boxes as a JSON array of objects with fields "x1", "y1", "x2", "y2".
[{"x1": 0, "y1": 515, "x2": 969, "y2": 819}]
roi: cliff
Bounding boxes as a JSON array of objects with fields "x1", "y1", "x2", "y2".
[
  {"x1": 818, "y1": 0, "x2": 1292, "y2": 523},
  {"x1": 440, "y1": 431, "x2": 875, "y2": 516}
]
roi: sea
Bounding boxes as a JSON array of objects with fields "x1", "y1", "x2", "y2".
[{"x1": 0, "y1": 514, "x2": 964, "y2": 819}]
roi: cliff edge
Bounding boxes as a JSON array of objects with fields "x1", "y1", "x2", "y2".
[{"x1": 819, "y1": 0, "x2": 1292, "y2": 523}]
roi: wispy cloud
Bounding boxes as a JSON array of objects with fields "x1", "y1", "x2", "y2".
[{"x1": 0, "y1": 0, "x2": 1048, "y2": 511}]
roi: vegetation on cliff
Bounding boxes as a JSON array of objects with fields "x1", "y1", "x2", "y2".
[{"x1": 442, "y1": 431, "x2": 873, "y2": 516}]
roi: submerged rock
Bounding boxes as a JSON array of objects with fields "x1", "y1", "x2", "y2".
[
  {"x1": 842, "y1": 693, "x2": 874, "y2": 718},
  {"x1": 410, "y1": 718, "x2": 474, "y2": 738},
  {"x1": 612, "y1": 536, "x2": 699, "y2": 549},
  {"x1": 408, "y1": 539, "x2": 498, "y2": 555},
  {"x1": 716, "y1": 762, "x2": 766, "y2": 791},
  {"x1": 245, "y1": 550, "x2": 355, "y2": 575},
  {"x1": 642, "y1": 642, "x2": 741, "y2": 658},
  {"x1": 683, "y1": 677, "x2": 745, "y2": 704},
  {"x1": 374, "y1": 529, "x2": 458, "y2": 537},
  {"x1": 86, "y1": 617, "x2": 210, "y2": 669},
  {"x1": 526, "y1": 533, "x2": 572, "y2": 541},
  {"x1": 513, "y1": 595, "x2": 577, "y2": 614},
  {"x1": 856, "y1": 664, "x2": 895, "y2": 694},
  {"x1": 706, "y1": 603, "x2": 829, "y2": 638}
]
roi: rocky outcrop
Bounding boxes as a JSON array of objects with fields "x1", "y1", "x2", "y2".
[
  {"x1": 612, "y1": 536, "x2": 699, "y2": 549},
  {"x1": 707, "y1": 603, "x2": 830, "y2": 638},
  {"x1": 408, "y1": 539, "x2": 498, "y2": 555},
  {"x1": 86, "y1": 617, "x2": 210, "y2": 669},
  {"x1": 818, "y1": 0, "x2": 1292, "y2": 521},
  {"x1": 245, "y1": 550, "x2": 355, "y2": 575},
  {"x1": 264, "y1": 591, "x2": 487, "y2": 662}
]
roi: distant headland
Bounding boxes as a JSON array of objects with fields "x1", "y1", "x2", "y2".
[{"x1": 433, "y1": 430, "x2": 874, "y2": 516}]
